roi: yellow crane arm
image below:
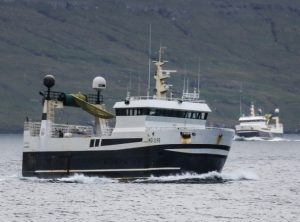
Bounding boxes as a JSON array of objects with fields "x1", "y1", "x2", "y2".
[{"x1": 71, "y1": 93, "x2": 115, "y2": 119}]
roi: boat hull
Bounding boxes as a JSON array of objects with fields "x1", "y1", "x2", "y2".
[
  {"x1": 22, "y1": 144, "x2": 230, "y2": 178},
  {"x1": 236, "y1": 130, "x2": 283, "y2": 139}
]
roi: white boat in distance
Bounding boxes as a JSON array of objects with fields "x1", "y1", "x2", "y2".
[
  {"x1": 23, "y1": 48, "x2": 234, "y2": 179},
  {"x1": 235, "y1": 103, "x2": 284, "y2": 139}
]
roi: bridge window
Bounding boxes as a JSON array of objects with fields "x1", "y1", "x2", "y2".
[
  {"x1": 115, "y1": 108, "x2": 126, "y2": 116},
  {"x1": 89, "y1": 139, "x2": 95, "y2": 147},
  {"x1": 115, "y1": 108, "x2": 207, "y2": 120}
]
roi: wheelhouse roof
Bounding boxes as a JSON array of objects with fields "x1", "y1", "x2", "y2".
[
  {"x1": 238, "y1": 116, "x2": 266, "y2": 121},
  {"x1": 113, "y1": 98, "x2": 211, "y2": 112}
]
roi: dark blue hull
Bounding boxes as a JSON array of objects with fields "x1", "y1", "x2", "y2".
[
  {"x1": 237, "y1": 131, "x2": 261, "y2": 138},
  {"x1": 22, "y1": 144, "x2": 230, "y2": 178},
  {"x1": 236, "y1": 130, "x2": 282, "y2": 138}
]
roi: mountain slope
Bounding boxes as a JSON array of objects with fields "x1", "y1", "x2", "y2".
[{"x1": 0, "y1": 0, "x2": 300, "y2": 132}]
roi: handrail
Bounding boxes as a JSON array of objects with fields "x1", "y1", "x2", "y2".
[
  {"x1": 51, "y1": 123, "x2": 93, "y2": 138},
  {"x1": 24, "y1": 122, "x2": 94, "y2": 138},
  {"x1": 127, "y1": 96, "x2": 206, "y2": 103},
  {"x1": 24, "y1": 122, "x2": 41, "y2": 136}
]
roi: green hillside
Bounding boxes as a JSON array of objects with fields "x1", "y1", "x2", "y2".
[{"x1": 0, "y1": 0, "x2": 300, "y2": 132}]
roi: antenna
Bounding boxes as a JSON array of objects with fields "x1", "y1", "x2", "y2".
[
  {"x1": 129, "y1": 71, "x2": 132, "y2": 92},
  {"x1": 197, "y1": 58, "x2": 201, "y2": 94},
  {"x1": 43, "y1": 75, "x2": 55, "y2": 100},
  {"x1": 159, "y1": 43, "x2": 163, "y2": 62},
  {"x1": 239, "y1": 82, "x2": 243, "y2": 117},
  {"x1": 92, "y1": 76, "x2": 106, "y2": 104},
  {"x1": 158, "y1": 45, "x2": 167, "y2": 63},
  {"x1": 184, "y1": 65, "x2": 187, "y2": 93},
  {"x1": 126, "y1": 86, "x2": 130, "y2": 98},
  {"x1": 147, "y1": 23, "x2": 152, "y2": 98},
  {"x1": 182, "y1": 77, "x2": 186, "y2": 95},
  {"x1": 127, "y1": 71, "x2": 132, "y2": 98},
  {"x1": 187, "y1": 79, "x2": 189, "y2": 93},
  {"x1": 137, "y1": 71, "x2": 141, "y2": 96}
]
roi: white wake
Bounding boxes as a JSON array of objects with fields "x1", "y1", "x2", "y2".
[
  {"x1": 18, "y1": 170, "x2": 258, "y2": 184},
  {"x1": 19, "y1": 173, "x2": 118, "y2": 184},
  {"x1": 57, "y1": 173, "x2": 118, "y2": 184},
  {"x1": 134, "y1": 169, "x2": 259, "y2": 183}
]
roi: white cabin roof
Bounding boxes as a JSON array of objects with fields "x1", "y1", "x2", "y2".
[
  {"x1": 113, "y1": 98, "x2": 211, "y2": 112},
  {"x1": 239, "y1": 116, "x2": 266, "y2": 122}
]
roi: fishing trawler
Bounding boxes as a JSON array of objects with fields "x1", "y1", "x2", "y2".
[
  {"x1": 235, "y1": 103, "x2": 284, "y2": 139},
  {"x1": 23, "y1": 49, "x2": 234, "y2": 178}
]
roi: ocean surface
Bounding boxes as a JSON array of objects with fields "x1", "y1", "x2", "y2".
[{"x1": 0, "y1": 134, "x2": 300, "y2": 222}]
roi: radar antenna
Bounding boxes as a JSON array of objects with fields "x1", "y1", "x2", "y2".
[
  {"x1": 43, "y1": 75, "x2": 55, "y2": 100},
  {"x1": 92, "y1": 76, "x2": 106, "y2": 104}
]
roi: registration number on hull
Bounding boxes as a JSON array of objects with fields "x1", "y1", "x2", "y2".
[{"x1": 148, "y1": 137, "x2": 161, "y2": 143}]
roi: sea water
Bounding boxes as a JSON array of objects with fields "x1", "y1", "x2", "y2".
[{"x1": 0, "y1": 134, "x2": 299, "y2": 221}]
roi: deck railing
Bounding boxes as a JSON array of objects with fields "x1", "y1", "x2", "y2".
[
  {"x1": 24, "y1": 122, "x2": 41, "y2": 136},
  {"x1": 127, "y1": 95, "x2": 206, "y2": 103},
  {"x1": 24, "y1": 122, "x2": 94, "y2": 138},
  {"x1": 51, "y1": 123, "x2": 93, "y2": 138}
]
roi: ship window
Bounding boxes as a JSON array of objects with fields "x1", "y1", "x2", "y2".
[
  {"x1": 143, "y1": 108, "x2": 150, "y2": 115},
  {"x1": 172, "y1": 110, "x2": 177, "y2": 117},
  {"x1": 130, "y1": 109, "x2": 135, "y2": 116},
  {"x1": 136, "y1": 108, "x2": 142, "y2": 115},
  {"x1": 166, "y1": 110, "x2": 173, "y2": 116},
  {"x1": 115, "y1": 108, "x2": 126, "y2": 116},
  {"x1": 204, "y1": 113, "x2": 208, "y2": 120},
  {"x1": 95, "y1": 139, "x2": 100, "y2": 147},
  {"x1": 168, "y1": 110, "x2": 174, "y2": 117},
  {"x1": 155, "y1": 109, "x2": 162, "y2": 116},
  {"x1": 190, "y1": 112, "x2": 195, "y2": 119},
  {"x1": 116, "y1": 107, "x2": 208, "y2": 119},
  {"x1": 192, "y1": 112, "x2": 197, "y2": 119},
  {"x1": 191, "y1": 112, "x2": 197, "y2": 119},
  {"x1": 149, "y1": 109, "x2": 156, "y2": 115},
  {"x1": 186, "y1": 112, "x2": 192, "y2": 118},
  {"x1": 126, "y1": 109, "x2": 131, "y2": 115},
  {"x1": 116, "y1": 108, "x2": 152, "y2": 116},
  {"x1": 240, "y1": 119, "x2": 264, "y2": 123},
  {"x1": 200, "y1": 112, "x2": 208, "y2": 120},
  {"x1": 145, "y1": 109, "x2": 207, "y2": 119},
  {"x1": 173, "y1": 111, "x2": 178, "y2": 117},
  {"x1": 89, "y1": 139, "x2": 95, "y2": 147}
]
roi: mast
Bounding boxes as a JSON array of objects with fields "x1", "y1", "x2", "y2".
[
  {"x1": 147, "y1": 23, "x2": 152, "y2": 98},
  {"x1": 152, "y1": 47, "x2": 177, "y2": 99},
  {"x1": 39, "y1": 75, "x2": 56, "y2": 149},
  {"x1": 197, "y1": 58, "x2": 201, "y2": 96},
  {"x1": 250, "y1": 102, "x2": 255, "y2": 117}
]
